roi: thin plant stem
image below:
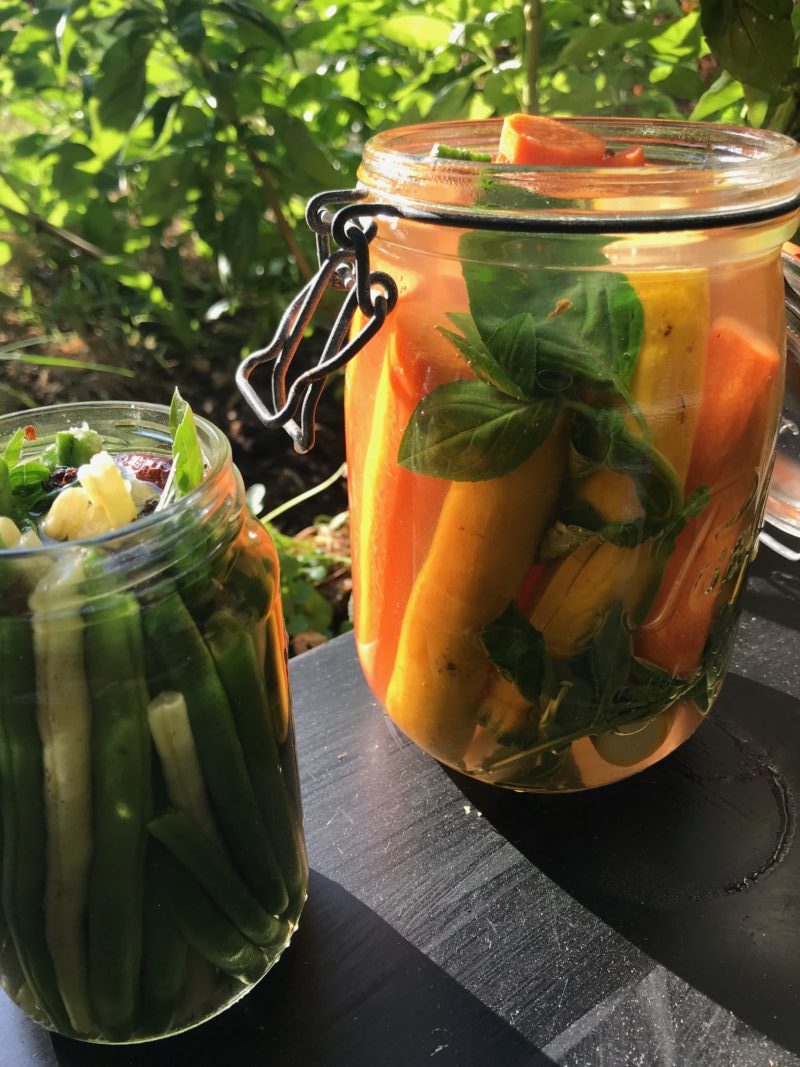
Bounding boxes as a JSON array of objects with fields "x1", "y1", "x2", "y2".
[
  {"x1": 263, "y1": 462, "x2": 347, "y2": 525},
  {"x1": 523, "y1": 0, "x2": 543, "y2": 115}
]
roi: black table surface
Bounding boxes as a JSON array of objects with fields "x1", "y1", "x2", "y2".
[{"x1": 1, "y1": 543, "x2": 799, "y2": 1067}]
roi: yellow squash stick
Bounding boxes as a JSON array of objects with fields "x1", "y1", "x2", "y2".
[
  {"x1": 385, "y1": 418, "x2": 568, "y2": 763},
  {"x1": 479, "y1": 269, "x2": 710, "y2": 737},
  {"x1": 532, "y1": 268, "x2": 710, "y2": 647}
]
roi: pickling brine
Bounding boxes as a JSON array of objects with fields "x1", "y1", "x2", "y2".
[
  {"x1": 0, "y1": 401, "x2": 307, "y2": 1041},
  {"x1": 344, "y1": 116, "x2": 798, "y2": 791}
]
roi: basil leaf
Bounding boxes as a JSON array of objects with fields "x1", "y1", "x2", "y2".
[
  {"x1": 480, "y1": 601, "x2": 547, "y2": 704},
  {"x1": 398, "y1": 381, "x2": 558, "y2": 481},
  {"x1": 1, "y1": 432, "x2": 66, "y2": 528},
  {"x1": 3, "y1": 428, "x2": 24, "y2": 469},
  {"x1": 472, "y1": 178, "x2": 584, "y2": 218},
  {"x1": 590, "y1": 602, "x2": 634, "y2": 709},
  {"x1": 483, "y1": 313, "x2": 540, "y2": 399},
  {"x1": 437, "y1": 326, "x2": 527, "y2": 400},
  {"x1": 630, "y1": 656, "x2": 682, "y2": 690},
  {"x1": 557, "y1": 482, "x2": 710, "y2": 556},
  {"x1": 168, "y1": 388, "x2": 204, "y2": 498},
  {"x1": 443, "y1": 311, "x2": 543, "y2": 401},
  {"x1": 462, "y1": 229, "x2": 614, "y2": 270},
  {"x1": 9, "y1": 460, "x2": 50, "y2": 489},
  {"x1": 169, "y1": 387, "x2": 188, "y2": 439},
  {"x1": 460, "y1": 234, "x2": 644, "y2": 393},
  {"x1": 479, "y1": 595, "x2": 710, "y2": 761},
  {"x1": 687, "y1": 600, "x2": 740, "y2": 713}
]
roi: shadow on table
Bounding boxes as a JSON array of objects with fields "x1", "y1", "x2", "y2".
[
  {"x1": 50, "y1": 870, "x2": 551, "y2": 1067},
  {"x1": 451, "y1": 671, "x2": 800, "y2": 1056}
]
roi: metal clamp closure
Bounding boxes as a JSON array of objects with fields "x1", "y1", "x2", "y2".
[{"x1": 236, "y1": 189, "x2": 398, "y2": 453}]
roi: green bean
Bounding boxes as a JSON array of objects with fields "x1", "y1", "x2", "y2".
[
  {"x1": 158, "y1": 849, "x2": 267, "y2": 984},
  {"x1": 149, "y1": 811, "x2": 281, "y2": 947},
  {"x1": 30, "y1": 552, "x2": 93, "y2": 1035},
  {"x1": 0, "y1": 716, "x2": 27, "y2": 1003},
  {"x1": 139, "y1": 861, "x2": 188, "y2": 1036},
  {"x1": 142, "y1": 589, "x2": 288, "y2": 916},
  {"x1": 0, "y1": 615, "x2": 71, "y2": 1035},
  {"x1": 162, "y1": 513, "x2": 225, "y2": 608},
  {"x1": 204, "y1": 611, "x2": 305, "y2": 907},
  {"x1": 84, "y1": 590, "x2": 151, "y2": 1041},
  {"x1": 147, "y1": 692, "x2": 223, "y2": 850},
  {"x1": 225, "y1": 543, "x2": 275, "y2": 621}
]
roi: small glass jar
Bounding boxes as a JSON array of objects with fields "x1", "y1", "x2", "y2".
[
  {"x1": 342, "y1": 118, "x2": 800, "y2": 792},
  {"x1": 0, "y1": 402, "x2": 307, "y2": 1042}
]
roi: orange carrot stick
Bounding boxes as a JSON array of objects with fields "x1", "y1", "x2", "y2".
[
  {"x1": 635, "y1": 317, "x2": 781, "y2": 675},
  {"x1": 346, "y1": 285, "x2": 465, "y2": 700}
]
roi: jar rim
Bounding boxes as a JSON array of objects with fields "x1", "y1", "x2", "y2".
[
  {"x1": 358, "y1": 117, "x2": 800, "y2": 230},
  {"x1": 0, "y1": 400, "x2": 232, "y2": 556}
]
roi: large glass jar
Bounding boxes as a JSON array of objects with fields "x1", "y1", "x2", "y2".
[
  {"x1": 343, "y1": 118, "x2": 800, "y2": 792},
  {"x1": 0, "y1": 402, "x2": 307, "y2": 1042}
]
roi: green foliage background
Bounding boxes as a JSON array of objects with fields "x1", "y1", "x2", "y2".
[
  {"x1": 0, "y1": 0, "x2": 797, "y2": 640},
  {"x1": 0, "y1": 0, "x2": 797, "y2": 393}
]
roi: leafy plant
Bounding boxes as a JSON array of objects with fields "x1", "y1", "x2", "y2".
[
  {"x1": 693, "y1": 0, "x2": 799, "y2": 133},
  {"x1": 266, "y1": 518, "x2": 351, "y2": 643},
  {"x1": 0, "y1": 0, "x2": 744, "y2": 379}
]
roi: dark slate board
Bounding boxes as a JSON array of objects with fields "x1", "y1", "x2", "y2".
[{"x1": 0, "y1": 544, "x2": 797, "y2": 1067}]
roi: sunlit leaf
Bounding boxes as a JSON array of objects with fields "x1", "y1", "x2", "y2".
[
  {"x1": 689, "y1": 71, "x2": 745, "y2": 120},
  {"x1": 649, "y1": 12, "x2": 702, "y2": 61},
  {"x1": 381, "y1": 14, "x2": 453, "y2": 50}
]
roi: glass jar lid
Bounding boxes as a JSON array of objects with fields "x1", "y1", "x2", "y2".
[{"x1": 358, "y1": 118, "x2": 800, "y2": 232}]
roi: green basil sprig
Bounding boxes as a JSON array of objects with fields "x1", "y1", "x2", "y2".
[
  {"x1": 398, "y1": 255, "x2": 648, "y2": 483},
  {"x1": 397, "y1": 381, "x2": 559, "y2": 482},
  {"x1": 0, "y1": 428, "x2": 54, "y2": 528},
  {"x1": 478, "y1": 600, "x2": 697, "y2": 760},
  {"x1": 478, "y1": 591, "x2": 737, "y2": 768},
  {"x1": 460, "y1": 243, "x2": 644, "y2": 398},
  {"x1": 158, "y1": 389, "x2": 204, "y2": 509},
  {"x1": 544, "y1": 483, "x2": 711, "y2": 560}
]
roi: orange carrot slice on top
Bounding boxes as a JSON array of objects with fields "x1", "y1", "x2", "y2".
[{"x1": 497, "y1": 113, "x2": 606, "y2": 166}]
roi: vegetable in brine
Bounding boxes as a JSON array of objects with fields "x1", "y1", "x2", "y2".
[{"x1": 0, "y1": 392, "x2": 306, "y2": 1040}]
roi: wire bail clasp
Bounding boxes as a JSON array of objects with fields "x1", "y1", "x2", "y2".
[{"x1": 236, "y1": 189, "x2": 398, "y2": 453}]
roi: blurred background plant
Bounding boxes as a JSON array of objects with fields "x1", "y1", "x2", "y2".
[{"x1": 0, "y1": 0, "x2": 797, "y2": 644}]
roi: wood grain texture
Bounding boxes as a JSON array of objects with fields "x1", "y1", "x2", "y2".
[{"x1": 0, "y1": 546, "x2": 797, "y2": 1066}]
